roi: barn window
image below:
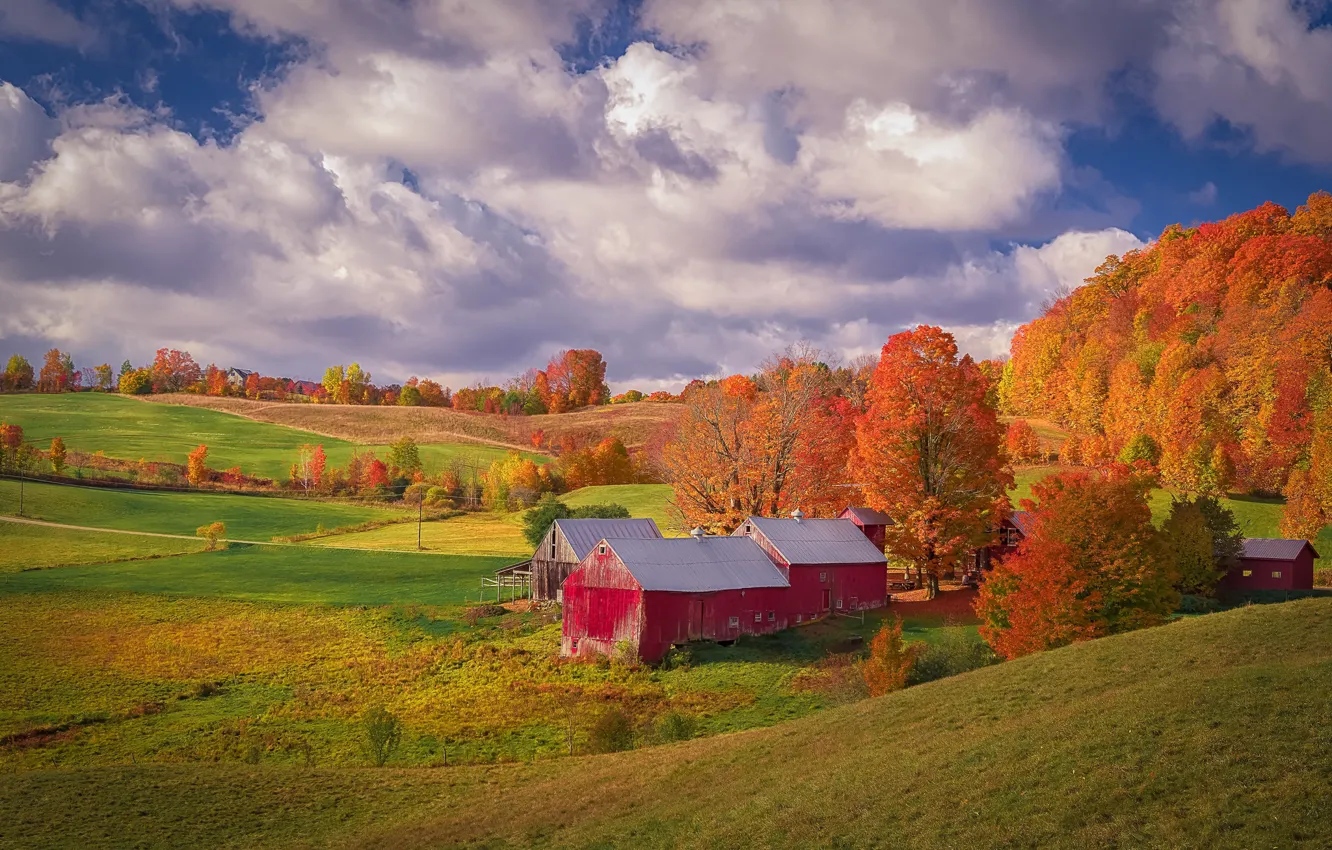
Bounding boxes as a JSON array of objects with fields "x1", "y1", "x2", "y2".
[
  {"x1": 598, "y1": 544, "x2": 606, "y2": 556},
  {"x1": 836, "y1": 598, "x2": 844, "y2": 610},
  {"x1": 819, "y1": 571, "x2": 827, "y2": 582},
  {"x1": 550, "y1": 536, "x2": 556, "y2": 558},
  {"x1": 1272, "y1": 570, "x2": 1282, "y2": 579},
  {"x1": 1242, "y1": 570, "x2": 1253, "y2": 577},
  {"x1": 767, "y1": 611, "x2": 775, "y2": 621},
  {"x1": 728, "y1": 616, "x2": 740, "y2": 628},
  {"x1": 743, "y1": 523, "x2": 751, "y2": 535},
  {"x1": 754, "y1": 611, "x2": 762, "y2": 622}
]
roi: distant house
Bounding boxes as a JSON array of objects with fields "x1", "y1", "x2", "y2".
[
  {"x1": 733, "y1": 512, "x2": 888, "y2": 618},
  {"x1": 1220, "y1": 538, "x2": 1319, "y2": 593},
  {"x1": 966, "y1": 510, "x2": 1034, "y2": 582},
  {"x1": 226, "y1": 367, "x2": 254, "y2": 389},
  {"x1": 561, "y1": 534, "x2": 791, "y2": 663},
  {"x1": 529, "y1": 518, "x2": 663, "y2": 602}
]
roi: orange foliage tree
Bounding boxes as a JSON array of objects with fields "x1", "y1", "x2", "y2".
[
  {"x1": 1005, "y1": 419, "x2": 1041, "y2": 464},
  {"x1": 150, "y1": 348, "x2": 202, "y2": 393},
  {"x1": 851, "y1": 326, "x2": 1011, "y2": 597},
  {"x1": 658, "y1": 345, "x2": 852, "y2": 533},
  {"x1": 975, "y1": 467, "x2": 1178, "y2": 660},
  {"x1": 1004, "y1": 193, "x2": 1332, "y2": 496},
  {"x1": 187, "y1": 445, "x2": 209, "y2": 487},
  {"x1": 859, "y1": 617, "x2": 916, "y2": 697}
]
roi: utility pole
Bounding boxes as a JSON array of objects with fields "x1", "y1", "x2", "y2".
[{"x1": 418, "y1": 500, "x2": 423, "y2": 551}]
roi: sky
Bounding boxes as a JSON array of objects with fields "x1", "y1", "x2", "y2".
[{"x1": 1, "y1": 0, "x2": 1330, "y2": 392}]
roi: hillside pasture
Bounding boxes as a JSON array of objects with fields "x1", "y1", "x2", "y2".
[
  {"x1": 0, "y1": 479, "x2": 394, "y2": 540},
  {"x1": 0, "y1": 393, "x2": 546, "y2": 481},
  {"x1": 141, "y1": 392, "x2": 681, "y2": 453},
  {"x1": 0, "y1": 522, "x2": 205, "y2": 572},
  {"x1": 1, "y1": 599, "x2": 1327, "y2": 848}
]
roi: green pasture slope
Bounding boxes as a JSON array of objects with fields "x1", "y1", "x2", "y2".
[
  {"x1": 0, "y1": 542, "x2": 511, "y2": 606},
  {"x1": 0, "y1": 521, "x2": 205, "y2": 573},
  {"x1": 0, "y1": 393, "x2": 546, "y2": 480},
  {"x1": 562, "y1": 483, "x2": 680, "y2": 534},
  {"x1": 2, "y1": 599, "x2": 1327, "y2": 849},
  {"x1": 0, "y1": 478, "x2": 392, "y2": 540}
]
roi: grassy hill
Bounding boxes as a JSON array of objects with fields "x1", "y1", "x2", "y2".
[
  {"x1": 0, "y1": 393, "x2": 546, "y2": 481},
  {"x1": 0, "y1": 478, "x2": 394, "y2": 540},
  {"x1": 140, "y1": 392, "x2": 682, "y2": 454},
  {"x1": 2, "y1": 598, "x2": 1328, "y2": 849}
]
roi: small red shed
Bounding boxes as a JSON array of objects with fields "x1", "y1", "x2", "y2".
[
  {"x1": 838, "y1": 506, "x2": 894, "y2": 552},
  {"x1": 1219, "y1": 538, "x2": 1319, "y2": 592},
  {"x1": 561, "y1": 535, "x2": 792, "y2": 663},
  {"x1": 968, "y1": 510, "x2": 1034, "y2": 579},
  {"x1": 734, "y1": 513, "x2": 888, "y2": 620}
]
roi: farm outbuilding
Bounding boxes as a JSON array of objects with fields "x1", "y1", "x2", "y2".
[
  {"x1": 1219, "y1": 538, "x2": 1319, "y2": 593},
  {"x1": 734, "y1": 513, "x2": 888, "y2": 619},
  {"x1": 529, "y1": 518, "x2": 662, "y2": 602},
  {"x1": 838, "y1": 506, "x2": 893, "y2": 552},
  {"x1": 561, "y1": 535, "x2": 792, "y2": 663}
]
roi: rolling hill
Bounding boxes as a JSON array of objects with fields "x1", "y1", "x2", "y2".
[
  {"x1": 4, "y1": 598, "x2": 1328, "y2": 849},
  {"x1": 140, "y1": 393, "x2": 682, "y2": 453}
]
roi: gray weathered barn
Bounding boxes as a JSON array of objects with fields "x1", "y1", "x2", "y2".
[{"x1": 529, "y1": 517, "x2": 662, "y2": 601}]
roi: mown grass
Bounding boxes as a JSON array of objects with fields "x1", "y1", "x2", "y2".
[
  {"x1": 0, "y1": 522, "x2": 205, "y2": 572},
  {"x1": 0, "y1": 544, "x2": 510, "y2": 607},
  {"x1": 0, "y1": 393, "x2": 547, "y2": 480},
  {"x1": 0, "y1": 478, "x2": 394, "y2": 540},
  {"x1": 315, "y1": 483, "x2": 679, "y2": 555},
  {"x1": 2, "y1": 599, "x2": 1327, "y2": 849}
]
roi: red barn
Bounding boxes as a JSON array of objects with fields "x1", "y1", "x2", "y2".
[
  {"x1": 1219, "y1": 538, "x2": 1319, "y2": 593},
  {"x1": 734, "y1": 513, "x2": 888, "y2": 619},
  {"x1": 966, "y1": 510, "x2": 1034, "y2": 583},
  {"x1": 838, "y1": 506, "x2": 893, "y2": 552},
  {"x1": 561, "y1": 535, "x2": 792, "y2": 663}
]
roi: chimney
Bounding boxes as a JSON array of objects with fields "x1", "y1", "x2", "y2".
[
  {"x1": 690, "y1": 527, "x2": 704, "y2": 540},
  {"x1": 791, "y1": 509, "x2": 804, "y2": 523}
]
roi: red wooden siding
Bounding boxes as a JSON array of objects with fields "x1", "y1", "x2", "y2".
[
  {"x1": 560, "y1": 548, "x2": 644, "y2": 659},
  {"x1": 1221, "y1": 550, "x2": 1316, "y2": 592}
]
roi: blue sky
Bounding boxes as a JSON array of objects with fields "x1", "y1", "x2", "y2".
[{"x1": 0, "y1": 0, "x2": 1329, "y2": 388}]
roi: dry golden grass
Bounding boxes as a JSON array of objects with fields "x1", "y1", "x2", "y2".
[{"x1": 141, "y1": 395, "x2": 682, "y2": 453}]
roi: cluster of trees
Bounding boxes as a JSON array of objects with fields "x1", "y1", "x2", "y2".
[
  {"x1": 0, "y1": 423, "x2": 70, "y2": 477},
  {"x1": 482, "y1": 436, "x2": 640, "y2": 511},
  {"x1": 976, "y1": 468, "x2": 1242, "y2": 659},
  {"x1": 1001, "y1": 193, "x2": 1332, "y2": 520},
  {"x1": 284, "y1": 439, "x2": 424, "y2": 498},
  {"x1": 659, "y1": 331, "x2": 1008, "y2": 597},
  {"x1": 1, "y1": 350, "x2": 106, "y2": 393}
]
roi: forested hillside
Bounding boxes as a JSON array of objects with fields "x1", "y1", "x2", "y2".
[{"x1": 1003, "y1": 192, "x2": 1332, "y2": 511}]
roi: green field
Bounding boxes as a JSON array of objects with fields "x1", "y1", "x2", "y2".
[
  {"x1": 0, "y1": 521, "x2": 205, "y2": 572},
  {"x1": 1, "y1": 599, "x2": 1327, "y2": 848},
  {"x1": 0, "y1": 393, "x2": 546, "y2": 481},
  {"x1": 0, "y1": 479, "x2": 394, "y2": 540},
  {"x1": 315, "y1": 483, "x2": 679, "y2": 554}
]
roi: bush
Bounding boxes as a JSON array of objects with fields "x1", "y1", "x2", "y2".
[
  {"x1": 1177, "y1": 594, "x2": 1222, "y2": 614},
  {"x1": 1315, "y1": 567, "x2": 1332, "y2": 588},
  {"x1": 402, "y1": 482, "x2": 430, "y2": 505},
  {"x1": 651, "y1": 711, "x2": 697, "y2": 744},
  {"x1": 907, "y1": 629, "x2": 997, "y2": 686},
  {"x1": 659, "y1": 646, "x2": 692, "y2": 671},
  {"x1": 196, "y1": 521, "x2": 226, "y2": 550},
  {"x1": 363, "y1": 705, "x2": 403, "y2": 767},
  {"x1": 587, "y1": 706, "x2": 634, "y2": 754}
]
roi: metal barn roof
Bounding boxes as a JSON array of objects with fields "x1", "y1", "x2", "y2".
[
  {"x1": 840, "y1": 506, "x2": 895, "y2": 526},
  {"x1": 739, "y1": 516, "x2": 888, "y2": 565},
  {"x1": 603, "y1": 536, "x2": 790, "y2": 593},
  {"x1": 1009, "y1": 510, "x2": 1035, "y2": 537},
  {"x1": 1241, "y1": 538, "x2": 1319, "y2": 561},
  {"x1": 555, "y1": 518, "x2": 662, "y2": 561}
]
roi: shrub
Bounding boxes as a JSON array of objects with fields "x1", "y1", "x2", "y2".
[
  {"x1": 1177, "y1": 594, "x2": 1223, "y2": 614},
  {"x1": 587, "y1": 706, "x2": 634, "y2": 754},
  {"x1": 907, "y1": 629, "x2": 997, "y2": 686},
  {"x1": 196, "y1": 521, "x2": 226, "y2": 550},
  {"x1": 860, "y1": 617, "x2": 916, "y2": 696},
  {"x1": 402, "y1": 482, "x2": 430, "y2": 505},
  {"x1": 363, "y1": 705, "x2": 403, "y2": 767},
  {"x1": 1315, "y1": 567, "x2": 1332, "y2": 588},
  {"x1": 659, "y1": 646, "x2": 692, "y2": 671},
  {"x1": 651, "y1": 711, "x2": 697, "y2": 744}
]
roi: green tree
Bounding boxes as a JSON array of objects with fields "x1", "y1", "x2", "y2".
[
  {"x1": 387, "y1": 436, "x2": 422, "y2": 478},
  {"x1": 363, "y1": 705, "x2": 403, "y2": 766},
  {"x1": 397, "y1": 385, "x2": 422, "y2": 406},
  {"x1": 520, "y1": 495, "x2": 631, "y2": 547},
  {"x1": 1118, "y1": 433, "x2": 1161, "y2": 467},
  {"x1": 3, "y1": 355, "x2": 34, "y2": 391},
  {"x1": 119, "y1": 360, "x2": 133, "y2": 378},
  {"x1": 119, "y1": 368, "x2": 153, "y2": 395}
]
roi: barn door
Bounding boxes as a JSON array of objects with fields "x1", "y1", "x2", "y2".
[
  {"x1": 821, "y1": 589, "x2": 831, "y2": 611},
  {"x1": 688, "y1": 600, "x2": 704, "y2": 640}
]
